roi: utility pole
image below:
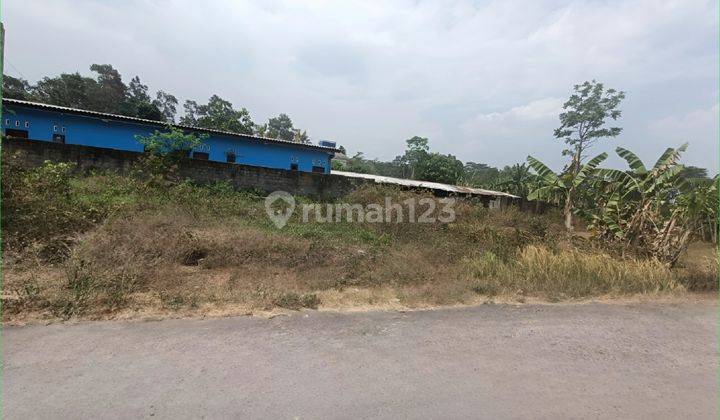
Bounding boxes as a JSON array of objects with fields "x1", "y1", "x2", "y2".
[{"x1": 1, "y1": 21, "x2": 4, "y2": 120}]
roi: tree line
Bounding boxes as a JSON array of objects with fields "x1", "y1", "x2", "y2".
[
  {"x1": 337, "y1": 79, "x2": 716, "y2": 265},
  {"x1": 337, "y1": 145, "x2": 542, "y2": 196},
  {"x1": 3, "y1": 64, "x2": 310, "y2": 143}
]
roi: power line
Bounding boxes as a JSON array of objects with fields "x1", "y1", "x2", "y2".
[{"x1": 6, "y1": 59, "x2": 28, "y2": 80}]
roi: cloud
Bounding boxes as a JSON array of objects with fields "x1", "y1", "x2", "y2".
[
  {"x1": 3, "y1": 0, "x2": 717, "y2": 171},
  {"x1": 649, "y1": 103, "x2": 718, "y2": 134},
  {"x1": 464, "y1": 98, "x2": 564, "y2": 127},
  {"x1": 456, "y1": 98, "x2": 564, "y2": 167},
  {"x1": 648, "y1": 103, "x2": 719, "y2": 172}
]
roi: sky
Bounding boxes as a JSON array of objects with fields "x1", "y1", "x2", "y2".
[{"x1": 3, "y1": 0, "x2": 718, "y2": 172}]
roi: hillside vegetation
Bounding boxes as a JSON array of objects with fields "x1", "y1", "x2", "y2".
[{"x1": 2, "y1": 155, "x2": 713, "y2": 323}]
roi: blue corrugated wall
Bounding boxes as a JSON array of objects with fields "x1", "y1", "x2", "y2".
[{"x1": 3, "y1": 104, "x2": 333, "y2": 173}]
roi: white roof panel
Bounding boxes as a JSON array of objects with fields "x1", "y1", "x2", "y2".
[{"x1": 331, "y1": 170, "x2": 519, "y2": 198}]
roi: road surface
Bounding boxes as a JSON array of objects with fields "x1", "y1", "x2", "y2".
[{"x1": 4, "y1": 300, "x2": 717, "y2": 419}]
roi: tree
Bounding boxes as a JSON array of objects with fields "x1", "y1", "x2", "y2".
[
  {"x1": 154, "y1": 91, "x2": 179, "y2": 123},
  {"x1": 7, "y1": 64, "x2": 180, "y2": 122},
  {"x1": 292, "y1": 129, "x2": 310, "y2": 144},
  {"x1": 394, "y1": 136, "x2": 429, "y2": 179},
  {"x1": 128, "y1": 76, "x2": 151, "y2": 103},
  {"x1": 345, "y1": 152, "x2": 376, "y2": 174},
  {"x1": 372, "y1": 160, "x2": 406, "y2": 178},
  {"x1": 463, "y1": 162, "x2": 500, "y2": 187},
  {"x1": 3, "y1": 75, "x2": 32, "y2": 100},
  {"x1": 391, "y1": 155, "x2": 410, "y2": 177},
  {"x1": 181, "y1": 100, "x2": 200, "y2": 124},
  {"x1": 266, "y1": 114, "x2": 295, "y2": 141},
  {"x1": 555, "y1": 80, "x2": 625, "y2": 175},
  {"x1": 180, "y1": 95, "x2": 254, "y2": 134},
  {"x1": 331, "y1": 160, "x2": 346, "y2": 171},
  {"x1": 32, "y1": 72, "x2": 96, "y2": 109},
  {"x1": 253, "y1": 123, "x2": 267, "y2": 137},
  {"x1": 550, "y1": 80, "x2": 625, "y2": 230},
  {"x1": 88, "y1": 64, "x2": 129, "y2": 114},
  {"x1": 256, "y1": 113, "x2": 312, "y2": 143},
  {"x1": 135, "y1": 102, "x2": 163, "y2": 121},
  {"x1": 527, "y1": 152, "x2": 609, "y2": 229},
  {"x1": 416, "y1": 152, "x2": 464, "y2": 184},
  {"x1": 127, "y1": 76, "x2": 163, "y2": 121},
  {"x1": 30, "y1": 64, "x2": 141, "y2": 117},
  {"x1": 494, "y1": 163, "x2": 535, "y2": 198}
]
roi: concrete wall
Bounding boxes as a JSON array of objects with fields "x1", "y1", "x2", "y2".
[
  {"x1": 2, "y1": 138, "x2": 538, "y2": 210},
  {"x1": 2, "y1": 137, "x2": 364, "y2": 199},
  {"x1": 3, "y1": 102, "x2": 334, "y2": 173}
]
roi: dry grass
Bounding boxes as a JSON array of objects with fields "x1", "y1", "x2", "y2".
[
  {"x1": 1, "y1": 169, "x2": 711, "y2": 323},
  {"x1": 674, "y1": 242, "x2": 717, "y2": 291},
  {"x1": 464, "y1": 245, "x2": 682, "y2": 300}
]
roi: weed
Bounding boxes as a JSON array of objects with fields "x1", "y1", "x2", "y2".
[
  {"x1": 158, "y1": 291, "x2": 187, "y2": 311},
  {"x1": 273, "y1": 292, "x2": 321, "y2": 310}
]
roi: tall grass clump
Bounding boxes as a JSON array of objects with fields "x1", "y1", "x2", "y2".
[{"x1": 467, "y1": 245, "x2": 681, "y2": 299}]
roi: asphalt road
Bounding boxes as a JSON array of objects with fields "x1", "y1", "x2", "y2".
[{"x1": 4, "y1": 300, "x2": 717, "y2": 419}]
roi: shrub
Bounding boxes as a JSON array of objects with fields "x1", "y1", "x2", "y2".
[
  {"x1": 135, "y1": 126, "x2": 208, "y2": 156},
  {"x1": 2, "y1": 157, "x2": 90, "y2": 259}
]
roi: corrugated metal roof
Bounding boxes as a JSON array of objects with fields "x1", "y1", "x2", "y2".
[
  {"x1": 331, "y1": 170, "x2": 519, "y2": 198},
  {"x1": 3, "y1": 98, "x2": 339, "y2": 153}
]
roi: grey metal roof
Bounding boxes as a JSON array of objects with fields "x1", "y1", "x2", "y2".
[
  {"x1": 331, "y1": 170, "x2": 519, "y2": 198},
  {"x1": 3, "y1": 98, "x2": 339, "y2": 153}
]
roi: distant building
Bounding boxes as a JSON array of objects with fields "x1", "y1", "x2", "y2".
[{"x1": 2, "y1": 99, "x2": 337, "y2": 174}]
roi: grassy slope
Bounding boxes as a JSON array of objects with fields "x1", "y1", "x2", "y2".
[{"x1": 2, "y1": 163, "x2": 714, "y2": 322}]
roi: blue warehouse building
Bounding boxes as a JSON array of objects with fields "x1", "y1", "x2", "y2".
[{"x1": 2, "y1": 98, "x2": 337, "y2": 174}]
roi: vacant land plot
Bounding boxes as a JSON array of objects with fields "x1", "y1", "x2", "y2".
[{"x1": 2, "y1": 160, "x2": 715, "y2": 322}]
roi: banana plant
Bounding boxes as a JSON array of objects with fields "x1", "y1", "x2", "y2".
[
  {"x1": 492, "y1": 163, "x2": 535, "y2": 198},
  {"x1": 676, "y1": 176, "x2": 718, "y2": 243},
  {"x1": 597, "y1": 143, "x2": 687, "y2": 200},
  {"x1": 593, "y1": 143, "x2": 692, "y2": 264},
  {"x1": 527, "y1": 152, "x2": 608, "y2": 231}
]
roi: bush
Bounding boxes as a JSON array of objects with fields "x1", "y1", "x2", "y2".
[
  {"x1": 135, "y1": 126, "x2": 207, "y2": 156},
  {"x1": 2, "y1": 157, "x2": 90, "y2": 259}
]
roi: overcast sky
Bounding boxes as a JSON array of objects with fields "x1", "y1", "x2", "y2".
[{"x1": 3, "y1": 0, "x2": 718, "y2": 172}]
